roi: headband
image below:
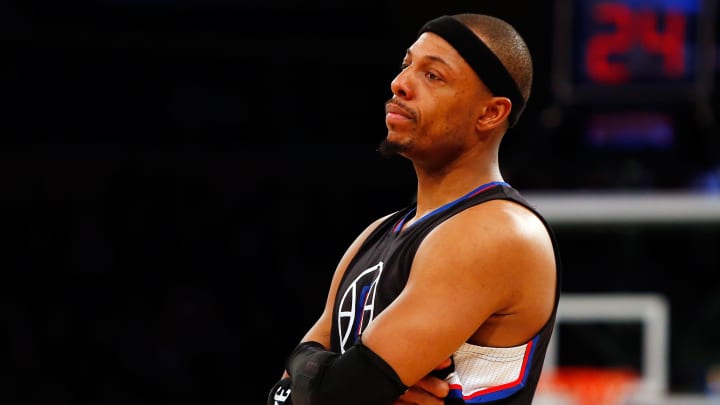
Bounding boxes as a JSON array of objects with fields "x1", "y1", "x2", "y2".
[{"x1": 418, "y1": 15, "x2": 525, "y2": 127}]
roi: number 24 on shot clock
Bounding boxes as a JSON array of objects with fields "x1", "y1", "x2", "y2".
[{"x1": 561, "y1": 0, "x2": 713, "y2": 92}]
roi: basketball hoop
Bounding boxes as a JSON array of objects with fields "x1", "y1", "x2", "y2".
[{"x1": 536, "y1": 366, "x2": 640, "y2": 405}]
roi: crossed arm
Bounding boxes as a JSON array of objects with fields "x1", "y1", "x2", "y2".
[{"x1": 268, "y1": 201, "x2": 556, "y2": 405}]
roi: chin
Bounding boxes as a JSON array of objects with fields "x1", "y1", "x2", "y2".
[{"x1": 377, "y1": 138, "x2": 406, "y2": 159}]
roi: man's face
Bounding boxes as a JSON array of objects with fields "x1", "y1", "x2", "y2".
[{"x1": 382, "y1": 32, "x2": 492, "y2": 161}]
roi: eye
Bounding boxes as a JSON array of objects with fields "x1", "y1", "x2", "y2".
[
  {"x1": 399, "y1": 62, "x2": 409, "y2": 70},
  {"x1": 425, "y1": 71, "x2": 441, "y2": 81}
]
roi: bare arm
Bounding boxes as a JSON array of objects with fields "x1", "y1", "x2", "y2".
[
  {"x1": 273, "y1": 201, "x2": 556, "y2": 405},
  {"x1": 271, "y1": 211, "x2": 454, "y2": 405},
  {"x1": 360, "y1": 200, "x2": 557, "y2": 386}
]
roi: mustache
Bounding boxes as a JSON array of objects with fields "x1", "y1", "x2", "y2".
[{"x1": 385, "y1": 98, "x2": 417, "y2": 121}]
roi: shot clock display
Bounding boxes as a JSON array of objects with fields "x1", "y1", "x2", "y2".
[{"x1": 552, "y1": 0, "x2": 716, "y2": 102}]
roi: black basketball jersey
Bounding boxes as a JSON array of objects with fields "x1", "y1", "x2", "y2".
[{"x1": 329, "y1": 181, "x2": 561, "y2": 404}]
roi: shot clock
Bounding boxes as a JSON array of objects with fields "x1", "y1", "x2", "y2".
[
  {"x1": 541, "y1": 0, "x2": 719, "y2": 189},
  {"x1": 552, "y1": 0, "x2": 716, "y2": 103}
]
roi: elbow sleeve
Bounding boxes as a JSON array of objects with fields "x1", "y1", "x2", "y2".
[{"x1": 286, "y1": 340, "x2": 407, "y2": 405}]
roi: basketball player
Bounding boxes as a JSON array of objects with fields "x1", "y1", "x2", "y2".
[{"x1": 267, "y1": 12, "x2": 561, "y2": 405}]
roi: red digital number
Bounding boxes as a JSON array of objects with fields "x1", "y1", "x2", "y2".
[
  {"x1": 585, "y1": 2, "x2": 686, "y2": 84},
  {"x1": 586, "y1": 3, "x2": 633, "y2": 84},
  {"x1": 636, "y1": 9, "x2": 686, "y2": 77}
]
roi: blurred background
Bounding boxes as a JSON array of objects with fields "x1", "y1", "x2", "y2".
[{"x1": 4, "y1": 0, "x2": 720, "y2": 404}]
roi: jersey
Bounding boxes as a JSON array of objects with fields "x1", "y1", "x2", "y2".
[{"x1": 329, "y1": 181, "x2": 562, "y2": 404}]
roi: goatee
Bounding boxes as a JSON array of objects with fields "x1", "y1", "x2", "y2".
[{"x1": 376, "y1": 138, "x2": 403, "y2": 159}]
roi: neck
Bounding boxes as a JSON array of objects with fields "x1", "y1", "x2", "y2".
[{"x1": 412, "y1": 165, "x2": 504, "y2": 220}]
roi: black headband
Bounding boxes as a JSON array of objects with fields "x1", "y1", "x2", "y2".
[{"x1": 418, "y1": 15, "x2": 525, "y2": 127}]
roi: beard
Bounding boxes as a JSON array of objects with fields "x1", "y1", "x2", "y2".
[{"x1": 376, "y1": 138, "x2": 406, "y2": 159}]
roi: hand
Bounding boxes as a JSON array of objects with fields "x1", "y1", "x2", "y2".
[{"x1": 392, "y1": 358, "x2": 452, "y2": 405}]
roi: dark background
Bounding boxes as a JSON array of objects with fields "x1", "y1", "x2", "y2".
[{"x1": 5, "y1": 1, "x2": 720, "y2": 404}]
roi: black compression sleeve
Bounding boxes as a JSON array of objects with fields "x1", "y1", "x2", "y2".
[{"x1": 286, "y1": 340, "x2": 408, "y2": 405}]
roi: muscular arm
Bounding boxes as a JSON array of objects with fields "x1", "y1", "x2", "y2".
[
  {"x1": 272, "y1": 201, "x2": 556, "y2": 405},
  {"x1": 361, "y1": 200, "x2": 556, "y2": 385}
]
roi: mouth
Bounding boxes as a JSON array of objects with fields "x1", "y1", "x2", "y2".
[{"x1": 385, "y1": 102, "x2": 415, "y2": 123}]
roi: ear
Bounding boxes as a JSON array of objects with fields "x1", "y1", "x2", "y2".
[{"x1": 476, "y1": 97, "x2": 512, "y2": 131}]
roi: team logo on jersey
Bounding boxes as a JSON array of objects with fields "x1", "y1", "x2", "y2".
[
  {"x1": 337, "y1": 262, "x2": 383, "y2": 352},
  {"x1": 272, "y1": 385, "x2": 291, "y2": 404}
]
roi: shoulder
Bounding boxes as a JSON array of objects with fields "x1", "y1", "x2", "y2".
[
  {"x1": 426, "y1": 198, "x2": 551, "y2": 256},
  {"x1": 361, "y1": 211, "x2": 399, "y2": 240},
  {"x1": 336, "y1": 211, "x2": 400, "y2": 268},
  {"x1": 314, "y1": 210, "x2": 404, "y2": 323},
  {"x1": 415, "y1": 198, "x2": 555, "y2": 306}
]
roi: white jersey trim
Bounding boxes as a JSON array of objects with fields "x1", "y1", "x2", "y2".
[{"x1": 445, "y1": 341, "x2": 529, "y2": 398}]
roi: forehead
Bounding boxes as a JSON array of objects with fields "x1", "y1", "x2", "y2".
[{"x1": 406, "y1": 32, "x2": 468, "y2": 70}]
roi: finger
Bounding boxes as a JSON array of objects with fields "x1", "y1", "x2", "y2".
[
  {"x1": 395, "y1": 386, "x2": 445, "y2": 405},
  {"x1": 434, "y1": 358, "x2": 452, "y2": 370},
  {"x1": 430, "y1": 357, "x2": 454, "y2": 380},
  {"x1": 407, "y1": 376, "x2": 450, "y2": 400}
]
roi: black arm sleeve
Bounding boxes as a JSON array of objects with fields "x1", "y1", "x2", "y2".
[{"x1": 285, "y1": 339, "x2": 408, "y2": 405}]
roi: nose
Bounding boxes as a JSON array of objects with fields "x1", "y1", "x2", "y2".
[{"x1": 390, "y1": 69, "x2": 413, "y2": 100}]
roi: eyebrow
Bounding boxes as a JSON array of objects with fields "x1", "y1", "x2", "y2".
[{"x1": 405, "y1": 49, "x2": 454, "y2": 70}]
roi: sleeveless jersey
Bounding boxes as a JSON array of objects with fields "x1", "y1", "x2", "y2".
[{"x1": 329, "y1": 182, "x2": 562, "y2": 404}]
